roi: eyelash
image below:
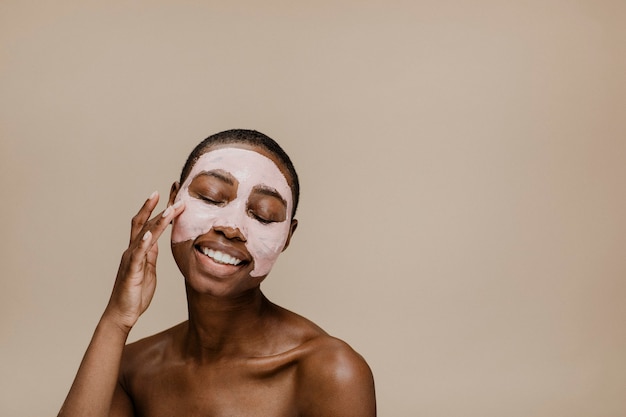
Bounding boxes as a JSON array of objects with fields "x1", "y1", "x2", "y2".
[
  {"x1": 198, "y1": 194, "x2": 222, "y2": 206},
  {"x1": 248, "y1": 209, "x2": 273, "y2": 225}
]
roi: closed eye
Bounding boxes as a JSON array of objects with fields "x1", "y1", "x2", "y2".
[
  {"x1": 247, "y1": 209, "x2": 275, "y2": 225},
  {"x1": 198, "y1": 194, "x2": 223, "y2": 206}
]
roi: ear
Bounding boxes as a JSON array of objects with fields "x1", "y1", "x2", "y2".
[
  {"x1": 281, "y1": 218, "x2": 298, "y2": 252},
  {"x1": 168, "y1": 181, "x2": 180, "y2": 206}
]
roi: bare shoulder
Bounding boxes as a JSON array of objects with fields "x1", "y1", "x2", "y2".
[
  {"x1": 298, "y1": 334, "x2": 374, "y2": 387},
  {"x1": 271, "y1": 304, "x2": 374, "y2": 384},
  {"x1": 295, "y1": 333, "x2": 377, "y2": 416}
]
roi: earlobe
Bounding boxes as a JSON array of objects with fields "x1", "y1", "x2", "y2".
[
  {"x1": 282, "y1": 219, "x2": 298, "y2": 252},
  {"x1": 168, "y1": 182, "x2": 180, "y2": 206}
]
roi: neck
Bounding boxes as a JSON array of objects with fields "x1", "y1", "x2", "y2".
[{"x1": 183, "y1": 285, "x2": 272, "y2": 361}]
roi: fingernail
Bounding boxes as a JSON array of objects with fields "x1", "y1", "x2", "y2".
[
  {"x1": 172, "y1": 200, "x2": 183, "y2": 209},
  {"x1": 143, "y1": 231, "x2": 152, "y2": 241},
  {"x1": 148, "y1": 191, "x2": 158, "y2": 200},
  {"x1": 162, "y1": 206, "x2": 172, "y2": 218}
]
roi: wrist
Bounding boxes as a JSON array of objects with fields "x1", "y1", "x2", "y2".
[{"x1": 99, "y1": 310, "x2": 135, "y2": 338}]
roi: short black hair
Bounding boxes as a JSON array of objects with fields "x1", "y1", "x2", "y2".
[{"x1": 179, "y1": 129, "x2": 300, "y2": 217}]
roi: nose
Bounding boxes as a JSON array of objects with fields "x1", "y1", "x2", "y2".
[
  {"x1": 211, "y1": 201, "x2": 247, "y2": 241},
  {"x1": 213, "y1": 224, "x2": 246, "y2": 242}
]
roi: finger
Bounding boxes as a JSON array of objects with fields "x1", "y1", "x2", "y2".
[
  {"x1": 130, "y1": 191, "x2": 159, "y2": 243},
  {"x1": 146, "y1": 240, "x2": 158, "y2": 272},
  {"x1": 142, "y1": 200, "x2": 185, "y2": 246},
  {"x1": 128, "y1": 230, "x2": 153, "y2": 276},
  {"x1": 134, "y1": 199, "x2": 184, "y2": 276},
  {"x1": 144, "y1": 242, "x2": 158, "y2": 282}
]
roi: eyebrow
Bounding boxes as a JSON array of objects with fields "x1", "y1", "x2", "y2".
[
  {"x1": 252, "y1": 185, "x2": 287, "y2": 208},
  {"x1": 194, "y1": 170, "x2": 236, "y2": 185}
]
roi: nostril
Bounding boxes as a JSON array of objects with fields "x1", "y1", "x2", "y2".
[{"x1": 214, "y1": 224, "x2": 246, "y2": 242}]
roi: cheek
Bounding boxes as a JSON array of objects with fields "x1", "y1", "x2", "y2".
[
  {"x1": 246, "y1": 221, "x2": 291, "y2": 277},
  {"x1": 171, "y1": 198, "x2": 219, "y2": 243}
]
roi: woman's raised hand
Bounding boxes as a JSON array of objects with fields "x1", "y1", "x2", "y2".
[{"x1": 103, "y1": 191, "x2": 185, "y2": 333}]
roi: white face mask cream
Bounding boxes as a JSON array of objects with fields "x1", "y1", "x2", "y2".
[{"x1": 172, "y1": 147, "x2": 293, "y2": 277}]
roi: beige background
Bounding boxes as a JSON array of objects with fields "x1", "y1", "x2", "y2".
[{"x1": 1, "y1": 1, "x2": 625, "y2": 416}]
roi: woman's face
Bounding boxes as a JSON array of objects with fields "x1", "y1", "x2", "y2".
[{"x1": 171, "y1": 146, "x2": 295, "y2": 282}]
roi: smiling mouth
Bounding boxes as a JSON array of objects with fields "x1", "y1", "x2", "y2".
[{"x1": 196, "y1": 246, "x2": 244, "y2": 266}]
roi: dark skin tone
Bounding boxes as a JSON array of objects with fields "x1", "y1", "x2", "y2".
[{"x1": 59, "y1": 143, "x2": 376, "y2": 417}]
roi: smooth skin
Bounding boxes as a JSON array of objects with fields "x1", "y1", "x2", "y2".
[{"x1": 58, "y1": 144, "x2": 376, "y2": 417}]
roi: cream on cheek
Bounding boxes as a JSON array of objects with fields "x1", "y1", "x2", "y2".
[{"x1": 171, "y1": 148, "x2": 293, "y2": 277}]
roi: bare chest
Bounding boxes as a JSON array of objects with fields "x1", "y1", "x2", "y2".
[{"x1": 127, "y1": 359, "x2": 300, "y2": 417}]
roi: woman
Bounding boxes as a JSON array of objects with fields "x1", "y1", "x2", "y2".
[{"x1": 59, "y1": 129, "x2": 376, "y2": 417}]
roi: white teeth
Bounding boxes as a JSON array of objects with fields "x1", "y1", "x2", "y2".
[{"x1": 201, "y1": 247, "x2": 242, "y2": 266}]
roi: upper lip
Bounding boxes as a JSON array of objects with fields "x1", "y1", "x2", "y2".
[{"x1": 193, "y1": 234, "x2": 251, "y2": 264}]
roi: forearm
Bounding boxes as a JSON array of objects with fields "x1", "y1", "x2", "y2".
[{"x1": 58, "y1": 315, "x2": 130, "y2": 417}]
